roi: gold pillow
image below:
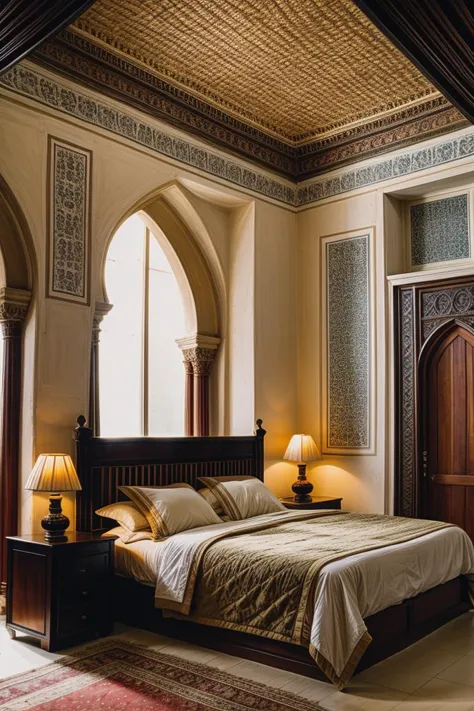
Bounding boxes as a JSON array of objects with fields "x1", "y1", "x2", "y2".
[
  {"x1": 198, "y1": 486, "x2": 226, "y2": 517},
  {"x1": 101, "y1": 526, "x2": 154, "y2": 544},
  {"x1": 198, "y1": 476, "x2": 285, "y2": 521},
  {"x1": 119, "y1": 483, "x2": 222, "y2": 539},
  {"x1": 96, "y1": 501, "x2": 150, "y2": 532}
]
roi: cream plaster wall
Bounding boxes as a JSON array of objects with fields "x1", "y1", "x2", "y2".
[
  {"x1": 3, "y1": 71, "x2": 474, "y2": 533},
  {"x1": 254, "y1": 201, "x2": 299, "y2": 496},
  {"x1": 0, "y1": 86, "x2": 298, "y2": 533},
  {"x1": 297, "y1": 132, "x2": 474, "y2": 515},
  {"x1": 297, "y1": 192, "x2": 388, "y2": 513}
]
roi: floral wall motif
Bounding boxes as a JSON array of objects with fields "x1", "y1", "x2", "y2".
[
  {"x1": 47, "y1": 137, "x2": 91, "y2": 304},
  {"x1": 324, "y1": 233, "x2": 372, "y2": 453},
  {"x1": 410, "y1": 194, "x2": 470, "y2": 267}
]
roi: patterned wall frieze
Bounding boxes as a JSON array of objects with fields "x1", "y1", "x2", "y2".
[
  {"x1": 323, "y1": 232, "x2": 373, "y2": 454},
  {"x1": 2, "y1": 63, "x2": 474, "y2": 209},
  {"x1": 0, "y1": 63, "x2": 296, "y2": 208},
  {"x1": 47, "y1": 136, "x2": 91, "y2": 304},
  {"x1": 34, "y1": 32, "x2": 297, "y2": 178},
  {"x1": 31, "y1": 32, "x2": 467, "y2": 182},
  {"x1": 296, "y1": 101, "x2": 465, "y2": 179},
  {"x1": 297, "y1": 132, "x2": 474, "y2": 206},
  {"x1": 409, "y1": 194, "x2": 470, "y2": 268}
]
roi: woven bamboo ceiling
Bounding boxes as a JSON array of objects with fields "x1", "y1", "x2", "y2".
[{"x1": 73, "y1": 0, "x2": 438, "y2": 145}]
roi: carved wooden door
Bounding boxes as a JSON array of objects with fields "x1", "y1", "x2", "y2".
[{"x1": 420, "y1": 322, "x2": 474, "y2": 540}]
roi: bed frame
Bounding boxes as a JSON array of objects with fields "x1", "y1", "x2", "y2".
[{"x1": 74, "y1": 416, "x2": 471, "y2": 680}]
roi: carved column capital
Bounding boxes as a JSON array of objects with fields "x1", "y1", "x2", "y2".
[
  {"x1": 181, "y1": 347, "x2": 216, "y2": 376},
  {"x1": 92, "y1": 301, "x2": 113, "y2": 344},
  {"x1": 176, "y1": 333, "x2": 220, "y2": 375},
  {"x1": 176, "y1": 333, "x2": 220, "y2": 437},
  {"x1": 0, "y1": 287, "x2": 31, "y2": 338}
]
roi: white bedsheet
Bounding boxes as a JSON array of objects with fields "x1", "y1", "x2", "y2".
[{"x1": 113, "y1": 513, "x2": 474, "y2": 678}]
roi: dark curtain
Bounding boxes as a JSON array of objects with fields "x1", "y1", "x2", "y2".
[
  {"x1": 0, "y1": 0, "x2": 97, "y2": 75},
  {"x1": 353, "y1": 0, "x2": 474, "y2": 124}
]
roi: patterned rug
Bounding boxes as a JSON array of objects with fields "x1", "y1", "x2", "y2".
[{"x1": 0, "y1": 639, "x2": 325, "y2": 710}]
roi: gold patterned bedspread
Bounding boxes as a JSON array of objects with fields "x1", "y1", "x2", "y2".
[{"x1": 163, "y1": 512, "x2": 453, "y2": 687}]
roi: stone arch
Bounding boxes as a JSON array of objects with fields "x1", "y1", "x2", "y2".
[
  {"x1": 94, "y1": 181, "x2": 225, "y2": 437},
  {"x1": 0, "y1": 174, "x2": 35, "y2": 291},
  {"x1": 99, "y1": 181, "x2": 224, "y2": 339},
  {"x1": 0, "y1": 175, "x2": 35, "y2": 610}
]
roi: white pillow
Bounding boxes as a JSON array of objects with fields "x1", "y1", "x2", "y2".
[
  {"x1": 119, "y1": 483, "x2": 221, "y2": 539},
  {"x1": 198, "y1": 476, "x2": 285, "y2": 520}
]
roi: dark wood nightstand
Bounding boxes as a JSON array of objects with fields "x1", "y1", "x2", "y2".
[
  {"x1": 6, "y1": 533, "x2": 116, "y2": 652},
  {"x1": 280, "y1": 496, "x2": 342, "y2": 510}
]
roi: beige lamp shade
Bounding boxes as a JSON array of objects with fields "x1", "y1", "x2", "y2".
[
  {"x1": 284, "y1": 434, "x2": 320, "y2": 463},
  {"x1": 25, "y1": 454, "x2": 82, "y2": 492}
]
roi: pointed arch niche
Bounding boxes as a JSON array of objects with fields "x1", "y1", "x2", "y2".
[
  {"x1": 92, "y1": 184, "x2": 223, "y2": 438},
  {"x1": 0, "y1": 175, "x2": 34, "y2": 610}
]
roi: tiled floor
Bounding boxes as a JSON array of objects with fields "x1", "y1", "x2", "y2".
[{"x1": 1, "y1": 612, "x2": 474, "y2": 710}]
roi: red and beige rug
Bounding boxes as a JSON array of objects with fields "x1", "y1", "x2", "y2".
[{"x1": 0, "y1": 639, "x2": 325, "y2": 710}]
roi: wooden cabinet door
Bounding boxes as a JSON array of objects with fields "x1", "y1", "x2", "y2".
[{"x1": 421, "y1": 323, "x2": 474, "y2": 540}]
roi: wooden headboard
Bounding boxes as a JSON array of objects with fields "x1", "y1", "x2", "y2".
[{"x1": 74, "y1": 416, "x2": 266, "y2": 533}]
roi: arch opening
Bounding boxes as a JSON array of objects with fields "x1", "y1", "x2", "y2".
[{"x1": 100, "y1": 212, "x2": 187, "y2": 437}]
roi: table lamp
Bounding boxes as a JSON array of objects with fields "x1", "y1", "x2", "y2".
[
  {"x1": 284, "y1": 434, "x2": 320, "y2": 502},
  {"x1": 25, "y1": 454, "x2": 82, "y2": 542}
]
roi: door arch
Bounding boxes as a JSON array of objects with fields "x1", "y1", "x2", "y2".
[{"x1": 419, "y1": 319, "x2": 474, "y2": 540}]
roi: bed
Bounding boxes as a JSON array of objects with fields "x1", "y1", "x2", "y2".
[{"x1": 74, "y1": 416, "x2": 474, "y2": 689}]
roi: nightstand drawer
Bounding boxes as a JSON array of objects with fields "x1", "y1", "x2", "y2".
[
  {"x1": 59, "y1": 582, "x2": 100, "y2": 609},
  {"x1": 62, "y1": 552, "x2": 108, "y2": 579},
  {"x1": 58, "y1": 605, "x2": 97, "y2": 638}
]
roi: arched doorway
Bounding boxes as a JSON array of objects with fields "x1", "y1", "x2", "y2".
[
  {"x1": 419, "y1": 319, "x2": 474, "y2": 540},
  {"x1": 0, "y1": 176, "x2": 34, "y2": 609}
]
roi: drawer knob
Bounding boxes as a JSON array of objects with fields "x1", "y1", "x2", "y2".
[
  {"x1": 81, "y1": 590, "x2": 89, "y2": 597},
  {"x1": 80, "y1": 614, "x2": 88, "y2": 621},
  {"x1": 79, "y1": 568, "x2": 87, "y2": 574}
]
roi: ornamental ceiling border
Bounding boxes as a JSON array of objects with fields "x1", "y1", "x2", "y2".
[
  {"x1": 1, "y1": 63, "x2": 474, "y2": 210},
  {"x1": 31, "y1": 30, "x2": 467, "y2": 181}
]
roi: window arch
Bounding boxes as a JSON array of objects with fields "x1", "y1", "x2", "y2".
[{"x1": 99, "y1": 213, "x2": 186, "y2": 437}]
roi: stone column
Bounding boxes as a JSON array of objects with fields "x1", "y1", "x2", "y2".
[
  {"x1": 176, "y1": 334, "x2": 220, "y2": 436},
  {"x1": 0, "y1": 288, "x2": 31, "y2": 613},
  {"x1": 183, "y1": 360, "x2": 194, "y2": 436},
  {"x1": 88, "y1": 302, "x2": 113, "y2": 437}
]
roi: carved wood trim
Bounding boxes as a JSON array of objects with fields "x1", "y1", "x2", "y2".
[{"x1": 395, "y1": 276, "x2": 474, "y2": 517}]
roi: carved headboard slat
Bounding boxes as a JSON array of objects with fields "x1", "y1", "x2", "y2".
[{"x1": 74, "y1": 417, "x2": 266, "y2": 533}]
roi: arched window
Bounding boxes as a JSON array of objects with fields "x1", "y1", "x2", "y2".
[{"x1": 100, "y1": 213, "x2": 186, "y2": 437}]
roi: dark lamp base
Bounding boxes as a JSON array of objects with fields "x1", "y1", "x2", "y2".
[
  {"x1": 291, "y1": 463, "x2": 314, "y2": 503},
  {"x1": 41, "y1": 493, "x2": 69, "y2": 543}
]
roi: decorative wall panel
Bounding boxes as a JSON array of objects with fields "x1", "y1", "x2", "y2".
[
  {"x1": 323, "y1": 231, "x2": 374, "y2": 454},
  {"x1": 47, "y1": 137, "x2": 91, "y2": 304},
  {"x1": 410, "y1": 194, "x2": 470, "y2": 267}
]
